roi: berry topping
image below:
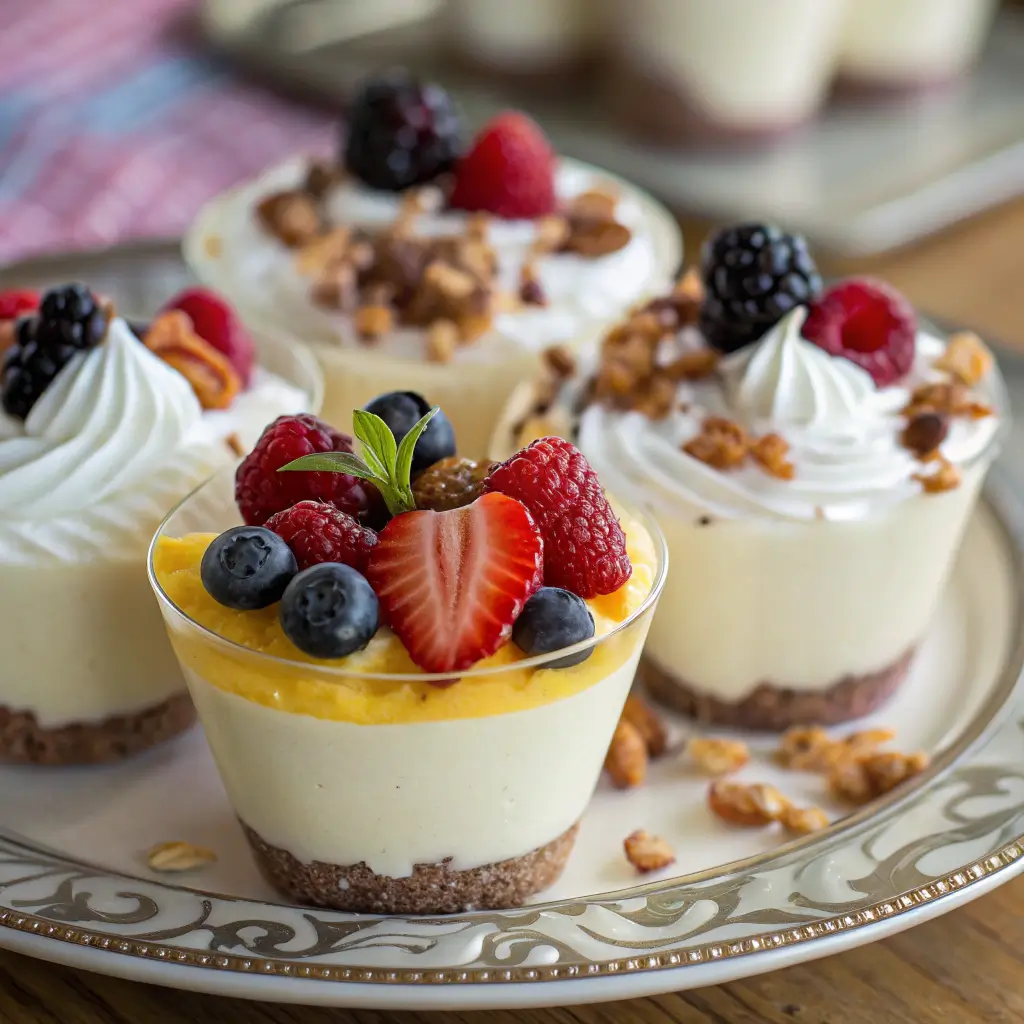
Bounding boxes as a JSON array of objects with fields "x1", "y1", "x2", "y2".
[
  {"x1": 412, "y1": 456, "x2": 496, "y2": 512},
  {"x1": 0, "y1": 289, "x2": 39, "y2": 320},
  {"x1": 161, "y1": 287, "x2": 255, "y2": 387},
  {"x1": 484, "y1": 437, "x2": 631, "y2": 599},
  {"x1": 1, "y1": 329, "x2": 76, "y2": 420},
  {"x1": 344, "y1": 69, "x2": 462, "y2": 192},
  {"x1": 363, "y1": 391, "x2": 455, "y2": 475},
  {"x1": 700, "y1": 223, "x2": 822, "y2": 353},
  {"x1": 235, "y1": 414, "x2": 381, "y2": 527},
  {"x1": 279, "y1": 563, "x2": 380, "y2": 659},
  {"x1": 512, "y1": 587, "x2": 596, "y2": 669},
  {"x1": 366, "y1": 492, "x2": 544, "y2": 673},
  {"x1": 802, "y1": 277, "x2": 917, "y2": 388},
  {"x1": 37, "y1": 283, "x2": 109, "y2": 350},
  {"x1": 265, "y1": 500, "x2": 377, "y2": 573},
  {"x1": 449, "y1": 111, "x2": 557, "y2": 220},
  {"x1": 200, "y1": 526, "x2": 298, "y2": 610}
]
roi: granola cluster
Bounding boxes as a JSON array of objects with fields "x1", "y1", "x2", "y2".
[{"x1": 254, "y1": 163, "x2": 633, "y2": 362}]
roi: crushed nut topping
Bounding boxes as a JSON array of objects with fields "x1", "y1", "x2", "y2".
[
  {"x1": 913, "y1": 456, "x2": 961, "y2": 494},
  {"x1": 687, "y1": 737, "x2": 750, "y2": 776},
  {"x1": 543, "y1": 344, "x2": 577, "y2": 380},
  {"x1": 749, "y1": 432, "x2": 795, "y2": 480},
  {"x1": 901, "y1": 411, "x2": 949, "y2": 458},
  {"x1": 934, "y1": 331, "x2": 993, "y2": 387},
  {"x1": 780, "y1": 805, "x2": 830, "y2": 836},
  {"x1": 604, "y1": 718, "x2": 648, "y2": 789},
  {"x1": 519, "y1": 263, "x2": 548, "y2": 306},
  {"x1": 707, "y1": 781, "x2": 789, "y2": 827},
  {"x1": 624, "y1": 830, "x2": 676, "y2": 874},
  {"x1": 256, "y1": 190, "x2": 322, "y2": 247},
  {"x1": 683, "y1": 417, "x2": 749, "y2": 471},
  {"x1": 560, "y1": 188, "x2": 633, "y2": 258},
  {"x1": 144, "y1": 311, "x2": 240, "y2": 411},
  {"x1": 621, "y1": 693, "x2": 668, "y2": 759},
  {"x1": 426, "y1": 318, "x2": 459, "y2": 363},
  {"x1": 904, "y1": 382, "x2": 991, "y2": 421},
  {"x1": 146, "y1": 840, "x2": 217, "y2": 873},
  {"x1": 354, "y1": 304, "x2": 394, "y2": 342}
]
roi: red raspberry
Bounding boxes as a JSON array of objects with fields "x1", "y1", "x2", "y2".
[
  {"x1": 235, "y1": 414, "x2": 382, "y2": 527},
  {"x1": 802, "y1": 278, "x2": 916, "y2": 388},
  {"x1": 161, "y1": 287, "x2": 255, "y2": 387},
  {"x1": 483, "y1": 437, "x2": 631, "y2": 599},
  {"x1": 0, "y1": 289, "x2": 39, "y2": 320},
  {"x1": 265, "y1": 500, "x2": 377, "y2": 573},
  {"x1": 449, "y1": 111, "x2": 556, "y2": 219}
]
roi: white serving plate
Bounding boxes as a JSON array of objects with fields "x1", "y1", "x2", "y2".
[{"x1": 1, "y1": 245, "x2": 1023, "y2": 1009}]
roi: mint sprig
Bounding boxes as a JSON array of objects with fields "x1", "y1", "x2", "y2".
[{"x1": 278, "y1": 407, "x2": 438, "y2": 516}]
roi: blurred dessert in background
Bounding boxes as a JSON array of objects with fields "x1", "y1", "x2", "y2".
[
  {"x1": 837, "y1": 0, "x2": 999, "y2": 93},
  {"x1": 607, "y1": 0, "x2": 848, "y2": 145}
]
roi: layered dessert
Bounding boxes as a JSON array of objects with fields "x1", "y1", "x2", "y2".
[
  {"x1": 0, "y1": 284, "x2": 317, "y2": 764},
  {"x1": 837, "y1": 0, "x2": 998, "y2": 93},
  {"x1": 446, "y1": 0, "x2": 603, "y2": 81},
  {"x1": 492, "y1": 223, "x2": 1005, "y2": 730},
  {"x1": 184, "y1": 70, "x2": 681, "y2": 455},
  {"x1": 608, "y1": 0, "x2": 848, "y2": 144},
  {"x1": 150, "y1": 397, "x2": 663, "y2": 913}
]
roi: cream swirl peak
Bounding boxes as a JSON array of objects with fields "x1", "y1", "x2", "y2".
[{"x1": 0, "y1": 317, "x2": 206, "y2": 518}]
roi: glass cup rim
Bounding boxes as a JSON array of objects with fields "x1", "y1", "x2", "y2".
[{"x1": 147, "y1": 467, "x2": 669, "y2": 683}]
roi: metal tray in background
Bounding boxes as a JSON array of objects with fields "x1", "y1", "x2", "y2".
[{"x1": 197, "y1": 0, "x2": 1024, "y2": 258}]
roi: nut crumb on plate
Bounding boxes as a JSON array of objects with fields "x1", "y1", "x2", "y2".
[
  {"x1": 687, "y1": 736, "x2": 750, "y2": 776},
  {"x1": 707, "y1": 781, "x2": 789, "y2": 827},
  {"x1": 604, "y1": 718, "x2": 648, "y2": 789},
  {"x1": 146, "y1": 841, "x2": 217, "y2": 873},
  {"x1": 623, "y1": 830, "x2": 676, "y2": 874},
  {"x1": 621, "y1": 693, "x2": 668, "y2": 758},
  {"x1": 780, "y1": 805, "x2": 830, "y2": 836}
]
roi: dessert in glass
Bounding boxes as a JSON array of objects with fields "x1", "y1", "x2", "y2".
[
  {"x1": 607, "y1": 0, "x2": 848, "y2": 145},
  {"x1": 184, "y1": 70, "x2": 681, "y2": 456},
  {"x1": 492, "y1": 223, "x2": 1006, "y2": 730},
  {"x1": 0, "y1": 284, "x2": 320, "y2": 764},
  {"x1": 150, "y1": 395, "x2": 664, "y2": 913},
  {"x1": 837, "y1": 0, "x2": 998, "y2": 94}
]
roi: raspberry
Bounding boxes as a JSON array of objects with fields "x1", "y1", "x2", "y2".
[
  {"x1": 484, "y1": 437, "x2": 631, "y2": 599},
  {"x1": 412, "y1": 456, "x2": 496, "y2": 511},
  {"x1": 161, "y1": 287, "x2": 255, "y2": 387},
  {"x1": 235, "y1": 414, "x2": 382, "y2": 527},
  {"x1": 449, "y1": 111, "x2": 557, "y2": 220},
  {"x1": 0, "y1": 289, "x2": 39, "y2": 320},
  {"x1": 802, "y1": 278, "x2": 916, "y2": 388},
  {"x1": 265, "y1": 500, "x2": 378, "y2": 573}
]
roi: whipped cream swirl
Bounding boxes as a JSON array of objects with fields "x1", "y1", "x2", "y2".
[
  {"x1": 579, "y1": 308, "x2": 1002, "y2": 523},
  {"x1": 0, "y1": 318, "x2": 209, "y2": 518}
]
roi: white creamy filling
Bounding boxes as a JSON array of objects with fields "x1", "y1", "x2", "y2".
[
  {"x1": 189, "y1": 157, "x2": 666, "y2": 362},
  {"x1": 183, "y1": 651, "x2": 642, "y2": 878}
]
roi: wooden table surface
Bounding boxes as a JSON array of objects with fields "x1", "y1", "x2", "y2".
[{"x1": 2, "y1": 200, "x2": 1023, "y2": 1023}]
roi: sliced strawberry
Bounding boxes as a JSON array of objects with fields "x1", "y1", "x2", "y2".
[{"x1": 366, "y1": 492, "x2": 544, "y2": 674}]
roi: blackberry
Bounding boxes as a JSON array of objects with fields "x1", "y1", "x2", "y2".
[
  {"x1": 699, "y1": 224, "x2": 822, "y2": 353},
  {"x1": 1, "y1": 331, "x2": 78, "y2": 420},
  {"x1": 344, "y1": 70, "x2": 462, "y2": 192},
  {"x1": 37, "y1": 282, "x2": 107, "y2": 350}
]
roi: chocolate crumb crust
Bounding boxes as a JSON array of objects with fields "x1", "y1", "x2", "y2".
[
  {"x1": 0, "y1": 693, "x2": 196, "y2": 766},
  {"x1": 242, "y1": 821, "x2": 580, "y2": 915},
  {"x1": 641, "y1": 649, "x2": 915, "y2": 732}
]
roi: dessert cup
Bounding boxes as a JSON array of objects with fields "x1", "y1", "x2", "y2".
[
  {"x1": 183, "y1": 156, "x2": 682, "y2": 458},
  {"x1": 445, "y1": 0, "x2": 603, "y2": 81},
  {"x1": 0, "y1": 316, "x2": 322, "y2": 765},
  {"x1": 607, "y1": 0, "x2": 848, "y2": 145},
  {"x1": 837, "y1": 0, "x2": 998, "y2": 94},
  {"x1": 491, "y1": 280, "x2": 1007, "y2": 731},
  {"x1": 149, "y1": 469, "x2": 666, "y2": 914}
]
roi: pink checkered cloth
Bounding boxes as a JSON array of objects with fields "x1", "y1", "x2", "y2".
[{"x1": 0, "y1": 0, "x2": 336, "y2": 263}]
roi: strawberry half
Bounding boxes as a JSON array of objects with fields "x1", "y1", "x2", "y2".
[{"x1": 366, "y1": 492, "x2": 544, "y2": 674}]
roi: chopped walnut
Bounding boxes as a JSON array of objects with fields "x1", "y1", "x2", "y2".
[
  {"x1": 296, "y1": 227, "x2": 352, "y2": 276},
  {"x1": 561, "y1": 191, "x2": 633, "y2": 258},
  {"x1": 543, "y1": 344, "x2": 577, "y2": 380},
  {"x1": 674, "y1": 268, "x2": 704, "y2": 303},
  {"x1": 426, "y1": 319, "x2": 458, "y2": 363},
  {"x1": 568, "y1": 189, "x2": 619, "y2": 221},
  {"x1": 934, "y1": 331, "x2": 993, "y2": 387},
  {"x1": 904, "y1": 382, "x2": 991, "y2": 421},
  {"x1": 708, "y1": 781, "x2": 789, "y2": 827},
  {"x1": 901, "y1": 411, "x2": 949, "y2": 458},
  {"x1": 750, "y1": 432, "x2": 795, "y2": 480},
  {"x1": 780, "y1": 806, "x2": 830, "y2": 836},
  {"x1": 532, "y1": 215, "x2": 571, "y2": 254},
  {"x1": 256, "y1": 190, "x2": 321, "y2": 247},
  {"x1": 604, "y1": 719, "x2": 648, "y2": 789},
  {"x1": 829, "y1": 750, "x2": 929, "y2": 805},
  {"x1": 519, "y1": 263, "x2": 548, "y2": 306},
  {"x1": 623, "y1": 830, "x2": 676, "y2": 874},
  {"x1": 776, "y1": 726, "x2": 834, "y2": 771},
  {"x1": 354, "y1": 304, "x2": 394, "y2": 342},
  {"x1": 687, "y1": 737, "x2": 750, "y2": 776},
  {"x1": 913, "y1": 457, "x2": 961, "y2": 494},
  {"x1": 302, "y1": 159, "x2": 341, "y2": 199},
  {"x1": 621, "y1": 693, "x2": 668, "y2": 758},
  {"x1": 665, "y1": 349, "x2": 719, "y2": 381},
  {"x1": 144, "y1": 311, "x2": 240, "y2": 410},
  {"x1": 634, "y1": 376, "x2": 678, "y2": 420},
  {"x1": 683, "y1": 417, "x2": 749, "y2": 470},
  {"x1": 311, "y1": 261, "x2": 359, "y2": 312}
]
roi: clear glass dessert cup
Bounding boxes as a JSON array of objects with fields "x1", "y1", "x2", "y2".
[
  {"x1": 635, "y1": 365, "x2": 1011, "y2": 732},
  {"x1": 148, "y1": 468, "x2": 667, "y2": 915}
]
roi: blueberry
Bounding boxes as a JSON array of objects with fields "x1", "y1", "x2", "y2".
[
  {"x1": 279, "y1": 563, "x2": 379, "y2": 659},
  {"x1": 200, "y1": 526, "x2": 297, "y2": 610},
  {"x1": 512, "y1": 587, "x2": 596, "y2": 669},
  {"x1": 363, "y1": 391, "x2": 456, "y2": 474}
]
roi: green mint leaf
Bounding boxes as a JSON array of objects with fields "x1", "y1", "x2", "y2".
[
  {"x1": 353, "y1": 410, "x2": 398, "y2": 480},
  {"x1": 278, "y1": 452, "x2": 380, "y2": 481},
  {"x1": 395, "y1": 407, "x2": 439, "y2": 496}
]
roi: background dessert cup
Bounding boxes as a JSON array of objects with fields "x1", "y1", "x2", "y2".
[
  {"x1": 837, "y1": 0, "x2": 999, "y2": 94},
  {"x1": 149, "y1": 469, "x2": 665, "y2": 914},
  {"x1": 607, "y1": 0, "x2": 848, "y2": 145},
  {"x1": 0, "y1": 308, "x2": 321, "y2": 766}
]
